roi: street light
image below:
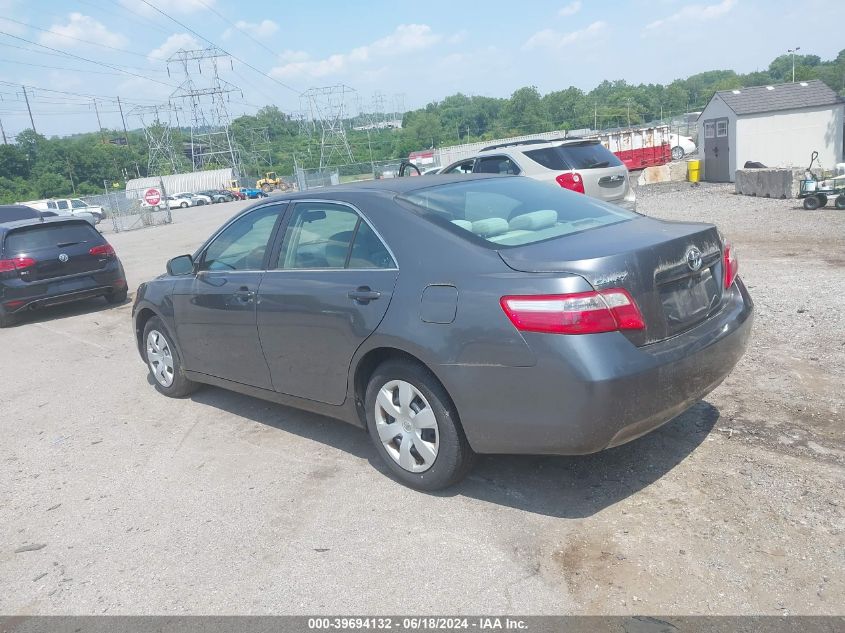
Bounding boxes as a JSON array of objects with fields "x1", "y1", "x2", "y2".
[{"x1": 787, "y1": 47, "x2": 801, "y2": 82}]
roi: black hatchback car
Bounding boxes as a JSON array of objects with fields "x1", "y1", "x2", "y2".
[{"x1": 0, "y1": 217, "x2": 127, "y2": 327}]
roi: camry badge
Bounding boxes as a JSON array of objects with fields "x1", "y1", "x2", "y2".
[
  {"x1": 58, "y1": 253, "x2": 69, "y2": 263},
  {"x1": 686, "y1": 247, "x2": 702, "y2": 272}
]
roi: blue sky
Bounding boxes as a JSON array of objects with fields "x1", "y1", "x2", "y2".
[{"x1": 0, "y1": 0, "x2": 843, "y2": 138}]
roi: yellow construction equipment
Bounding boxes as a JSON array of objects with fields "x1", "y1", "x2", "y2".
[{"x1": 257, "y1": 171, "x2": 283, "y2": 193}]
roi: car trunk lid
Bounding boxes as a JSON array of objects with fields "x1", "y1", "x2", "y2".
[{"x1": 497, "y1": 216, "x2": 725, "y2": 345}]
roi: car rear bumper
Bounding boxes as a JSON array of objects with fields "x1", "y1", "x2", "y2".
[
  {"x1": 1, "y1": 261, "x2": 126, "y2": 315},
  {"x1": 438, "y1": 278, "x2": 753, "y2": 455}
]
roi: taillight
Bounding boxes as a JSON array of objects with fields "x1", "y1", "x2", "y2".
[
  {"x1": 723, "y1": 241, "x2": 738, "y2": 288},
  {"x1": 556, "y1": 172, "x2": 585, "y2": 194},
  {"x1": 500, "y1": 288, "x2": 645, "y2": 335},
  {"x1": 89, "y1": 243, "x2": 115, "y2": 257},
  {"x1": 0, "y1": 257, "x2": 36, "y2": 273}
]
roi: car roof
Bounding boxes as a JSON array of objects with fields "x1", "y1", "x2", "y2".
[
  {"x1": 0, "y1": 215, "x2": 93, "y2": 235},
  {"x1": 275, "y1": 173, "x2": 505, "y2": 200},
  {"x1": 478, "y1": 138, "x2": 600, "y2": 155}
]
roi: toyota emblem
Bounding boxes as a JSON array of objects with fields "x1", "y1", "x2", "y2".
[
  {"x1": 686, "y1": 247, "x2": 703, "y2": 272},
  {"x1": 58, "y1": 253, "x2": 69, "y2": 263}
]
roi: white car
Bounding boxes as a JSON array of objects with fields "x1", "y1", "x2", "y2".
[
  {"x1": 18, "y1": 198, "x2": 105, "y2": 223},
  {"x1": 669, "y1": 134, "x2": 697, "y2": 160},
  {"x1": 173, "y1": 192, "x2": 211, "y2": 206}
]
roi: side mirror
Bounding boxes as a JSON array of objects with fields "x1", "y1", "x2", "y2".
[{"x1": 167, "y1": 254, "x2": 195, "y2": 276}]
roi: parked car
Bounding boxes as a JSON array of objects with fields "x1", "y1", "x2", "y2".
[
  {"x1": 440, "y1": 139, "x2": 637, "y2": 210},
  {"x1": 18, "y1": 198, "x2": 105, "y2": 224},
  {"x1": 669, "y1": 134, "x2": 697, "y2": 160},
  {"x1": 239, "y1": 187, "x2": 269, "y2": 199},
  {"x1": 1, "y1": 205, "x2": 49, "y2": 224},
  {"x1": 1, "y1": 217, "x2": 127, "y2": 327},
  {"x1": 166, "y1": 195, "x2": 192, "y2": 209},
  {"x1": 133, "y1": 175, "x2": 752, "y2": 490},
  {"x1": 173, "y1": 192, "x2": 211, "y2": 206},
  {"x1": 198, "y1": 190, "x2": 234, "y2": 204}
]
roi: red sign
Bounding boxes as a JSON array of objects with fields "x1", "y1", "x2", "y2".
[{"x1": 143, "y1": 188, "x2": 161, "y2": 206}]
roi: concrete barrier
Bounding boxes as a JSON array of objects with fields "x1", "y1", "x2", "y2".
[{"x1": 735, "y1": 168, "x2": 803, "y2": 199}]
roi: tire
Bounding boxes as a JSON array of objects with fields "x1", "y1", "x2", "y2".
[
  {"x1": 180, "y1": 202, "x2": 188, "y2": 208},
  {"x1": 142, "y1": 316, "x2": 197, "y2": 398},
  {"x1": 835, "y1": 195, "x2": 845, "y2": 210},
  {"x1": 105, "y1": 288, "x2": 128, "y2": 304},
  {"x1": 671, "y1": 146, "x2": 685, "y2": 161},
  {"x1": 0, "y1": 311, "x2": 19, "y2": 328},
  {"x1": 803, "y1": 196, "x2": 821, "y2": 210},
  {"x1": 261, "y1": 184, "x2": 272, "y2": 193},
  {"x1": 364, "y1": 360, "x2": 476, "y2": 490}
]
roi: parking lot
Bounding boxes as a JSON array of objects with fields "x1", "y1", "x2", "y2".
[{"x1": 1, "y1": 183, "x2": 843, "y2": 615}]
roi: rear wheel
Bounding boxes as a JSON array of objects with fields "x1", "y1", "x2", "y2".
[
  {"x1": 803, "y1": 195, "x2": 821, "y2": 210},
  {"x1": 835, "y1": 195, "x2": 845, "y2": 210},
  {"x1": 364, "y1": 360, "x2": 476, "y2": 490},
  {"x1": 180, "y1": 202, "x2": 188, "y2": 208},
  {"x1": 143, "y1": 317, "x2": 197, "y2": 398},
  {"x1": 671, "y1": 146, "x2": 685, "y2": 161}
]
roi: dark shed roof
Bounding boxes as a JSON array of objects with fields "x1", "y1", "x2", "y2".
[{"x1": 714, "y1": 79, "x2": 843, "y2": 116}]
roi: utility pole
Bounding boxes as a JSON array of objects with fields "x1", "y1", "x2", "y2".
[
  {"x1": 21, "y1": 85, "x2": 36, "y2": 133},
  {"x1": 93, "y1": 99, "x2": 105, "y2": 143},
  {"x1": 117, "y1": 96, "x2": 131, "y2": 150},
  {"x1": 594, "y1": 102, "x2": 597, "y2": 131},
  {"x1": 788, "y1": 46, "x2": 801, "y2": 82},
  {"x1": 0, "y1": 118, "x2": 6, "y2": 145}
]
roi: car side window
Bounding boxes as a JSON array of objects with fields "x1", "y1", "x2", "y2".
[
  {"x1": 443, "y1": 159, "x2": 475, "y2": 174},
  {"x1": 200, "y1": 206, "x2": 281, "y2": 271},
  {"x1": 475, "y1": 156, "x2": 521, "y2": 175},
  {"x1": 71, "y1": 199, "x2": 86, "y2": 209},
  {"x1": 56, "y1": 200, "x2": 69, "y2": 210},
  {"x1": 47, "y1": 201, "x2": 57, "y2": 209},
  {"x1": 277, "y1": 203, "x2": 395, "y2": 270}
]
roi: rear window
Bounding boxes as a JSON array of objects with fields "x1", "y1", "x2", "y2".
[
  {"x1": 525, "y1": 142, "x2": 623, "y2": 170},
  {"x1": 399, "y1": 177, "x2": 635, "y2": 247},
  {"x1": 5, "y1": 222, "x2": 103, "y2": 254}
]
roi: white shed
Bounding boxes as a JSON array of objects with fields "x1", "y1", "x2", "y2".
[{"x1": 698, "y1": 79, "x2": 844, "y2": 182}]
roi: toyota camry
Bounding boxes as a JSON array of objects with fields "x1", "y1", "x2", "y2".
[{"x1": 132, "y1": 174, "x2": 753, "y2": 490}]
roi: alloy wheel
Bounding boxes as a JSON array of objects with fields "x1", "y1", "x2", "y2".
[
  {"x1": 146, "y1": 329, "x2": 175, "y2": 387},
  {"x1": 374, "y1": 379, "x2": 439, "y2": 473}
]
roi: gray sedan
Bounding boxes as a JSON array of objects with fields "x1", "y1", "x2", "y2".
[{"x1": 132, "y1": 175, "x2": 753, "y2": 490}]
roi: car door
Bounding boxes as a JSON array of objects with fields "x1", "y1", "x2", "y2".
[
  {"x1": 441, "y1": 158, "x2": 476, "y2": 174},
  {"x1": 257, "y1": 201, "x2": 399, "y2": 405},
  {"x1": 171, "y1": 203, "x2": 285, "y2": 389}
]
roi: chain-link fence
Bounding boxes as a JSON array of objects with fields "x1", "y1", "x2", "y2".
[
  {"x1": 295, "y1": 159, "x2": 410, "y2": 192},
  {"x1": 87, "y1": 179, "x2": 173, "y2": 233}
]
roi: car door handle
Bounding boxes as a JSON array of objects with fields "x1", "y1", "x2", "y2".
[
  {"x1": 348, "y1": 287, "x2": 381, "y2": 304},
  {"x1": 233, "y1": 287, "x2": 255, "y2": 302}
]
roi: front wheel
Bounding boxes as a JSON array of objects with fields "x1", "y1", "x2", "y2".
[
  {"x1": 143, "y1": 317, "x2": 197, "y2": 398},
  {"x1": 671, "y1": 146, "x2": 685, "y2": 161},
  {"x1": 180, "y1": 202, "x2": 188, "y2": 208},
  {"x1": 365, "y1": 360, "x2": 476, "y2": 490},
  {"x1": 803, "y1": 196, "x2": 821, "y2": 210}
]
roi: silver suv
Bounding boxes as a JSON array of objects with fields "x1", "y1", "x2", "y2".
[{"x1": 441, "y1": 139, "x2": 636, "y2": 210}]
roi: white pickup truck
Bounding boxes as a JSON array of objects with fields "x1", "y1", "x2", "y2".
[{"x1": 18, "y1": 198, "x2": 105, "y2": 224}]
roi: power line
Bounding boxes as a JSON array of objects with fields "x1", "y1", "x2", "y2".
[
  {"x1": 0, "y1": 40, "x2": 169, "y2": 74},
  {"x1": 0, "y1": 80, "x2": 160, "y2": 106},
  {"x1": 0, "y1": 56, "x2": 155, "y2": 78},
  {"x1": 0, "y1": 16, "x2": 155, "y2": 59},
  {"x1": 0, "y1": 31, "x2": 177, "y2": 89},
  {"x1": 193, "y1": 0, "x2": 280, "y2": 59},
  {"x1": 136, "y1": 0, "x2": 302, "y2": 96}
]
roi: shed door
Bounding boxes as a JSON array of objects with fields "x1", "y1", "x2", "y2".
[{"x1": 703, "y1": 117, "x2": 730, "y2": 182}]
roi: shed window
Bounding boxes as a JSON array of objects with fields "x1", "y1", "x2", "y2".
[
  {"x1": 716, "y1": 120, "x2": 728, "y2": 137},
  {"x1": 704, "y1": 122, "x2": 715, "y2": 138}
]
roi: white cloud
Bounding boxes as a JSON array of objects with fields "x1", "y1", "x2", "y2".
[
  {"x1": 558, "y1": 1, "x2": 582, "y2": 17},
  {"x1": 223, "y1": 19, "x2": 279, "y2": 40},
  {"x1": 270, "y1": 24, "x2": 440, "y2": 80},
  {"x1": 646, "y1": 0, "x2": 737, "y2": 30},
  {"x1": 523, "y1": 21, "x2": 606, "y2": 50},
  {"x1": 448, "y1": 29, "x2": 468, "y2": 45},
  {"x1": 120, "y1": 0, "x2": 214, "y2": 16},
  {"x1": 148, "y1": 33, "x2": 202, "y2": 61},
  {"x1": 40, "y1": 13, "x2": 128, "y2": 49}
]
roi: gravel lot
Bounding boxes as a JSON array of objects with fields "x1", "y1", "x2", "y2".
[{"x1": 1, "y1": 184, "x2": 843, "y2": 615}]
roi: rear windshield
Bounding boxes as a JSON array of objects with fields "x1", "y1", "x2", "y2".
[
  {"x1": 399, "y1": 177, "x2": 635, "y2": 247},
  {"x1": 525, "y1": 142, "x2": 623, "y2": 170},
  {"x1": 5, "y1": 222, "x2": 103, "y2": 254}
]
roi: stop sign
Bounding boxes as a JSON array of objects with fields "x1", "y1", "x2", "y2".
[{"x1": 143, "y1": 188, "x2": 161, "y2": 206}]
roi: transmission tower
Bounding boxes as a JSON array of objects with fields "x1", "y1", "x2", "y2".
[
  {"x1": 237, "y1": 126, "x2": 272, "y2": 177},
  {"x1": 168, "y1": 47, "x2": 242, "y2": 175},
  {"x1": 302, "y1": 85, "x2": 356, "y2": 169},
  {"x1": 130, "y1": 104, "x2": 185, "y2": 175}
]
